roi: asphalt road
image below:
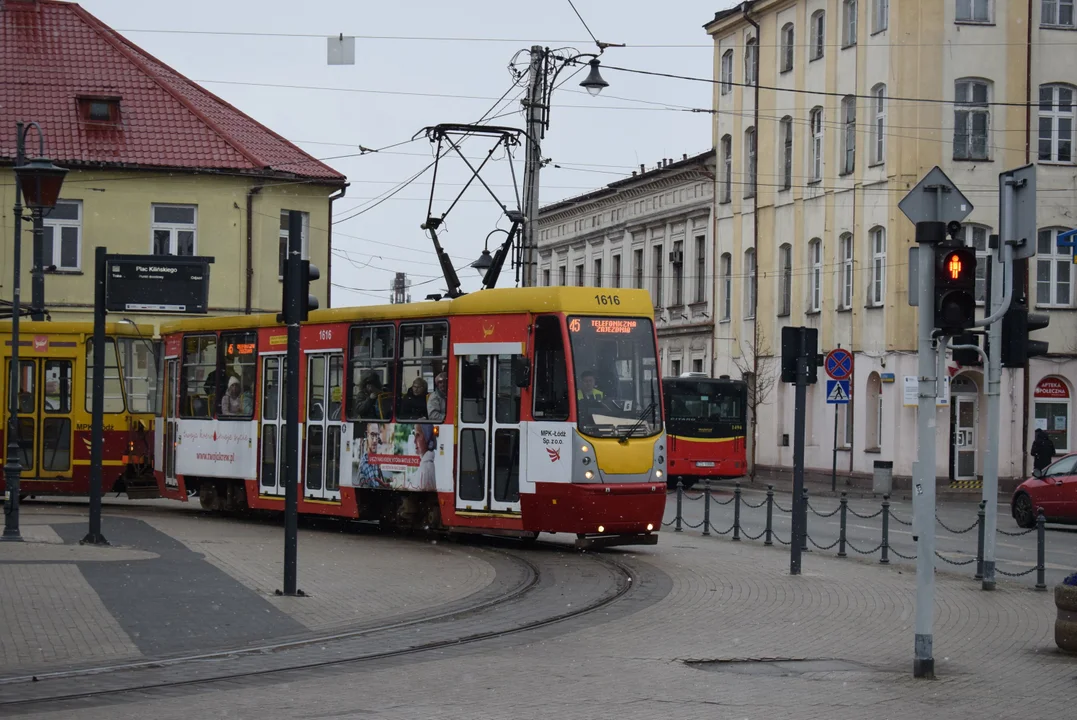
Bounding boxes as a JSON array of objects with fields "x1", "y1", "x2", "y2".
[{"x1": 663, "y1": 485, "x2": 1077, "y2": 588}]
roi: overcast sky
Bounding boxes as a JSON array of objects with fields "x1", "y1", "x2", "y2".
[{"x1": 82, "y1": 0, "x2": 739, "y2": 305}]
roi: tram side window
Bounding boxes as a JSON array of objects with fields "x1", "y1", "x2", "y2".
[
  {"x1": 218, "y1": 332, "x2": 257, "y2": 418},
  {"x1": 85, "y1": 339, "x2": 125, "y2": 413},
  {"x1": 349, "y1": 324, "x2": 394, "y2": 420},
  {"x1": 397, "y1": 321, "x2": 448, "y2": 421},
  {"x1": 44, "y1": 359, "x2": 73, "y2": 414},
  {"x1": 532, "y1": 316, "x2": 569, "y2": 420},
  {"x1": 180, "y1": 335, "x2": 217, "y2": 418},
  {"x1": 117, "y1": 338, "x2": 160, "y2": 414}
]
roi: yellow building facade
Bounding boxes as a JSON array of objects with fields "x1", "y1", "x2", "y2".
[{"x1": 706, "y1": 0, "x2": 1077, "y2": 490}]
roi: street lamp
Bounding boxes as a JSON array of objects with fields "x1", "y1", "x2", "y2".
[
  {"x1": 3, "y1": 122, "x2": 67, "y2": 541},
  {"x1": 470, "y1": 248, "x2": 493, "y2": 283},
  {"x1": 516, "y1": 47, "x2": 613, "y2": 289}
]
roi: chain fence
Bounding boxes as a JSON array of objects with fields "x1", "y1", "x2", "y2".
[{"x1": 664, "y1": 481, "x2": 1049, "y2": 590}]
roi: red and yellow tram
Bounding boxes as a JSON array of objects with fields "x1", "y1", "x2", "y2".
[
  {"x1": 153, "y1": 288, "x2": 666, "y2": 547},
  {"x1": 0, "y1": 320, "x2": 159, "y2": 499}
]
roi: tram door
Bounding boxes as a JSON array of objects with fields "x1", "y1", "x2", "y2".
[
  {"x1": 3, "y1": 358, "x2": 74, "y2": 480},
  {"x1": 455, "y1": 353, "x2": 523, "y2": 513},
  {"x1": 304, "y1": 352, "x2": 344, "y2": 502},
  {"x1": 163, "y1": 358, "x2": 179, "y2": 489},
  {"x1": 259, "y1": 355, "x2": 287, "y2": 497}
]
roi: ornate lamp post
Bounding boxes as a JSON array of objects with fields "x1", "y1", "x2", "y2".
[{"x1": 3, "y1": 122, "x2": 67, "y2": 541}]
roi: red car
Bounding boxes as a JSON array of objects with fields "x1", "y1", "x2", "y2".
[{"x1": 1011, "y1": 453, "x2": 1077, "y2": 528}]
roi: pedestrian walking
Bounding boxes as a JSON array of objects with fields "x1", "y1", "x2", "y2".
[{"x1": 1031, "y1": 428, "x2": 1056, "y2": 472}]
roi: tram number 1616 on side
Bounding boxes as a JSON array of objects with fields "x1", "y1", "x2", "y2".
[{"x1": 594, "y1": 294, "x2": 621, "y2": 306}]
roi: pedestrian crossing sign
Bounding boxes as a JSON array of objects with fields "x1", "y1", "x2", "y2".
[{"x1": 826, "y1": 379, "x2": 850, "y2": 404}]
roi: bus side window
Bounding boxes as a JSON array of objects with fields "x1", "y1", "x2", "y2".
[{"x1": 532, "y1": 316, "x2": 569, "y2": 420}]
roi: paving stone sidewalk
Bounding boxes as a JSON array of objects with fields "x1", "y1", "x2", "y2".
[{"x1": 0, "y1": 503, "x2": 497, "y2": 678}]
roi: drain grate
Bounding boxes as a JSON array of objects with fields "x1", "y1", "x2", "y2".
[{"x1": 685, "y1": 658, "x2": 873, "y2": 676}]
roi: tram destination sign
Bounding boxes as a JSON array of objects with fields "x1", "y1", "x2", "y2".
[{"x1": 105, "y1": 254, "x2": 214, "y2": 314}]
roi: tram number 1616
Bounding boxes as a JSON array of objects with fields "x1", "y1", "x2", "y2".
[{"x1": 594, "y1": 294, "x2": 621, "y2": 306}]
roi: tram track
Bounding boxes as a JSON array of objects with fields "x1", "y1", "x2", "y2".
[{"x1": 0, "y1": 541, "x2": 647, "y2": 714}]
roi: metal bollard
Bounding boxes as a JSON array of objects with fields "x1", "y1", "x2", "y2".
[
  {"x1": 801, "y1": 489, "x2": 809, "y2": 552},
  {"x1": 1035, "y1": 507, "x2": 1047, "y2": 591},
  {"x1": 702, "y1": 481, "x2": 711, "y2": 536},
  {"x1": 838, "y1": 492, "x2": 848, "y2": 558},
  {"x1": 732, "y1": 482, "x2": 742, "y2": 541},
  {"x1": 974, "y1": 500, "x2": 986, "y2": 580},
  {"x1": 675, "y1": 480, "x2": 683, "y2": 532},
  {"x1": 764, "y1": 485, "x2": 774, "y2": 546},
  {"x1": 880, "y1": 494, "x2": 890, "y2": 564}
]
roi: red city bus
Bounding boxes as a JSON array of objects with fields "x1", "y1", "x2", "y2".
[
  {"x1": 153, "y1": 287, "x2": 666, "y2": 548},
  {"x1": 662, "y1": 375, "x2": 748, "y2": 489}
]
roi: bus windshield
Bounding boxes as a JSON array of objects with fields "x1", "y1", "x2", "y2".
[
  {"x1": 663, "y1": 379, "x2": 746, "y2": 438},
  {"x1": 567, "y1": 316, "x2": 660, "y2": 439}
]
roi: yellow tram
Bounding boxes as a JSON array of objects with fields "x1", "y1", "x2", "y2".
[{"x1": 0, "y1": 320, "x2": 159, "y2": 499}]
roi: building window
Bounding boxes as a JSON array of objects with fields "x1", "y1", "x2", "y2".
[
  {"x1": 1034, "y1": 376, "x2": 1070, "y2": 453},
  {"x1": 720, "y1": 252, "x2": 732, "y2": 321},
  {"x1": 653, "y1": 245, "x2": 664, "y2": 306},
  {"x1": 866, "y1": 371, "x2": 882, "y2": 450},
  {"x1": 745, "y1": 127, "x2": 757, "y2": 198},
  {"x1": 873, "y1": 0, "x2": 888, "y2": 32},
  {"x1": 721, "y1": 49, "x2": 733, "y2": 94},
  {"x1": 780, "y1": 116, "x2": 793, "y2": 190},
  {"x1": 955, "y1": 79, "x2": 990, "y2": 160},
  {"x1": 1043, "y1": 0, "x2": 1076, "y2": 27},
  {"x1": 558, "y1": 266, "x2": 566, "y2": 286},
  {"x1": 593, "y1": 257, "x2": 603, "y2": 287},
  {"x1": 692, "y1": 358, "x2": 704, "y2": 374},
  {"x1": 872, "y1": 84, "x2": 886, "y2": 165},
  {"x1": 744, "y1": 249, "x2": 756, "y2": 319},
  {"x1": 612, "y1": 254, "x2": 621, "y2": 288},
  {"x1": 720, "y1": 134, "x2": 733, "y2": 203},
  {"x1": 841, "y1": 96, "x2": 856, "y2": 175},
  {"x1": 542, "y1": 268, "x2": 551, "y2": 287},
  {"x1": 869, "y1": 226, "x2": 886, "y2": 306},
  {"x1": 778, "y1": 243, "x2": 792, "y2": 316},
  {"x1": 809, "y1": 107, "x2": 824, "y2": 181},
  {"x1": 151, "y1": 204, "x2": 196, "y2": 256},
  {"x1": 634, "y1": 248, "x2": 644, "y2": 289},
  {"x1": 695, "y1": 236, "x2": 706, "y2": 304},
  {"x1": 671, "y1": 358, "x2": 682, "y2": 377},
  {"x1": 745, "y1": 38, "x2": 758, "y2": 85},
  {"x1": 1038, "y1": 84, "x2": 1075, "y2": 163},
  {"x1": 843, "y1": 0, "x2": 858, "y2": 47},
  {"x1": 1037, "y1": 228, "x2": 1074, "y2": 307},
  {"x1": 957, "y1": 0, "x2": 991, "y2": 22},
  {"x1": 810, "y1": 10, "x2": 825, "y2": 60},
  {"x1": 278, "y1": 210, "x2": 310, "y2": 279},
  {"x1": 840, "y1": 232, "x2": 853, "y2": 309},
  {"x1": 671, "y1": 241, "x2": 684, "y2": 306},
  {"x1": 809, "y1": 238, "x2": 822, "y2": 312},
  {"x1": 781, "y1": 23, "x2": 795, "y2": 73},
  {"x1": 575, "y1": 264, "x2": 585, "y2": 287},
  {"x1": 42, "y1": 200, "x2": 81, "y2": 271},
  {"x1": 962, "y1": 225, "x2": 990, "y2": 305}
]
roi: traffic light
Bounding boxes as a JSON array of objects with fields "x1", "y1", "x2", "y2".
[
  {"x1": 277, "y1": 255, "x2": 320, "y2": 324},
  {"x1": 780, "y1": 326, "x2": 819, "y2": 384},
  {"x1": 1001, "y1": 302, "x2": 1050, "y2": 367},
  {"x1": 951, "y1": 332, "x2": 982, "y2": 366},
  {"x1": 298, "y1": 259, "x2": 320, "y2": 322},
  {"x1": 934, "y1": 244, "x2": 977, "y2": 333}
]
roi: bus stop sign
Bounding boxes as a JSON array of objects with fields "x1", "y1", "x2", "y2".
[{"x1": 105, "y1": 254, "x2": 214, "y2": 314}]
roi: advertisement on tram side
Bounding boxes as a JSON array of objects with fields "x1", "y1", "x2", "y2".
[
  {"x1": 174, "y1": 420, "x2": 259, "y2": 479},
  {"x1": 345, "y1": 422, "x2": 443, "y2": 491}
]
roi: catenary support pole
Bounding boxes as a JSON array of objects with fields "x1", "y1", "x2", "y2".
[
  {"x1": 913, "y1": 223, "x2": 939, "y2": 679},
  {"x1": 519, "y1": 46, "x2": 546, "y2": 288},
  {"x1": 3, "y1": 124, "x2": 27, "y2": 542},
  {"x1": 790, "y1": 330, "x2": 807, "y2": 575}
]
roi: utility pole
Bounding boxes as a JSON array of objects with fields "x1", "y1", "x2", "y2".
[
  {"x1": 780, "y1": 326, "x2": 818, "y2": 575},
  {"x1": 30, "y1": 212, "x2": 45, "y2": 321},
  {"x1": 520, "y1": 45, "x2": 546, "y2": 288}
]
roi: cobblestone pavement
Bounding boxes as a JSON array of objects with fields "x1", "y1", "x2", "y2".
[
  {"x1": 0, "y1": 503, "x2": 498, "y2": 677},
  {"x1": 8, "y1": 507, "x2": 1073, "y2": 720}
]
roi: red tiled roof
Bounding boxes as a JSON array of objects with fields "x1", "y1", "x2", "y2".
[{"x1": 0, "y1": 0, "x2": 345, "y2": 182}]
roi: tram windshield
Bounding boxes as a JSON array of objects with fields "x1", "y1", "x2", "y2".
[
  {"x1": 663, "y1": 379, "x2": 746, "y2": 439},
  {"x1": 567, "y1": 316, "x2": 660, "y2": 439}
]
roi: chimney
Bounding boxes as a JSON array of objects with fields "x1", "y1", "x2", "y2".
[
  {"x1": 682, "y1": 153, "x2": 688, "y2": 161},
  {"x1": 631, "y1": 171, "x2": 637, "y2": 177},
  {"x1": 640, "y1": 164, "x2": 645, "y2": 173}
]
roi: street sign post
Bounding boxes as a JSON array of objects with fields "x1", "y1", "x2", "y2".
[
  {"x1": 900, "y1": 166, "x2": 975, "y2": 681},
  {"x1": 1002, "y1": 164, "x2": 1038, "y2": 260},
  {"x1": 825, "y1": 349, "x2": 853, "y2": 380},
  {"x1": 825, "y1": 347, "x2": 853, "y2": 492}
]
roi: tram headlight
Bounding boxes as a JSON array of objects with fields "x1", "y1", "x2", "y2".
[
  {"x1": 646, "y1": 523, "x2": 654, "y2": 531},
  {"x1": 584, "y1": 470, "x2": 594, "y2": 480},
  {"x1": 581, "y1": 444, "x2": 590, "y2": 453},
  {"x1": 581, "y1": 456, "x2": 592, "y2": 466},
  {"x1": 655, "y1": 470, "x2": 664, "y2": 479},
  {"x1": 597, "y1": 525, "x2": 605, "y2": 533}
]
